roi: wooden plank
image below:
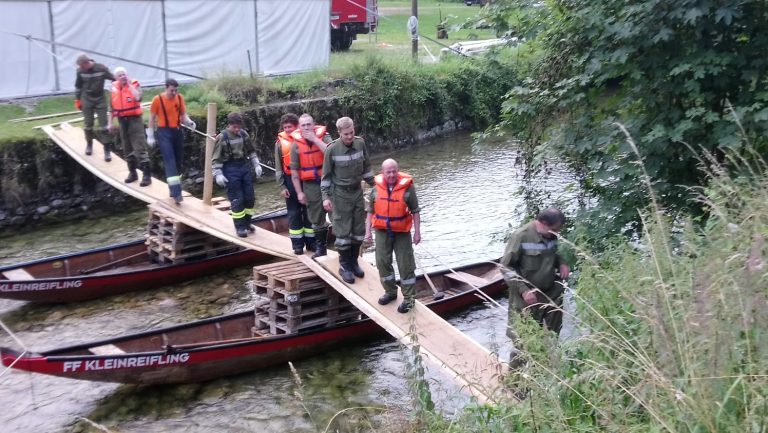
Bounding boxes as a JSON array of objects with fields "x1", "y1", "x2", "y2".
[
  {"x1": 445, "y1": 271, "x2": 490, "y2": 288},
  {"x1": 2, "y1": 268, "x2": 35, "y2": 280},
  {"x1": 301, "y1": 255, "x2": 509, "y2": 404},
  {"x1": 89, "y1": 344, "x2": 125, "y2": 356}
]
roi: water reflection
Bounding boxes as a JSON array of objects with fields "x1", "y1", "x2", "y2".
[{"x1": 0, "y1": 133, "x2": 577, "y2": 432}]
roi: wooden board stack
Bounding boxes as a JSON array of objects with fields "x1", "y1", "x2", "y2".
[{"x1": 252, "y1": 261, "x2": 361, "y2": 335}]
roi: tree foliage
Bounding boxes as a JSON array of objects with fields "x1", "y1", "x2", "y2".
[{"x1": 498, "y1": 0, "x2": 768, "y2": 236}]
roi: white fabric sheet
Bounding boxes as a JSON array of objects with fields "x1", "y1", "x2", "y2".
[{"x1": 0, "y1": 0, "x2": 330, "y2": 98}]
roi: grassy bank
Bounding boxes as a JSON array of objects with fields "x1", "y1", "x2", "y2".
[{"x1": 405, "y1": 143, "x2": 768, "y2": 432}]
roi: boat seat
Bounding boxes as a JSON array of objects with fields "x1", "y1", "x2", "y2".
[
  {"x1": 89, "y1": 344, "x2": 126, "y2": 356},
  {"x1": 2, "y1": 268, "x2": 34, "y2": 280},
  {"x1": 444, "y1": 271, "x2": 489, "y2": 288}
]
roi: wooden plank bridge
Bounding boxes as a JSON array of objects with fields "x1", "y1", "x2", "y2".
[{"x1": 43, "y1": 122, "x2": 509, "y2": 403}]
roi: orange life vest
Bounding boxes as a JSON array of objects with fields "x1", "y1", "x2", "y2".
[
  {"x1": 110, "y1": 80, "x2": 142, "y2": 117},
  {"x1": 276, "y1": 131, "x2": 293, "y2": 176},
  {"x1": 290, "y1": 125, "x2": 328, "y2": 181},
  {"x1": 372, "y1": 173, "x2": 414, "y2": 233}
]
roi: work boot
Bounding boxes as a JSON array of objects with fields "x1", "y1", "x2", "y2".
[
  {"x1": 397, "y1": 300, "x2": 414, "y2": 314},
  {"x1": 291, "y1": 237, "x2": 304, "y2": 255},
  {"x1": 349, "y1": 243, "x2": 365, "y2": 278},
  {"x1": 378, "y1": 293, "x2": 397, "y2": 305},
  {"x1": 311, "y1": 229, "x2": 328, "y2": 258},
  {"x1": 244, "y1": 215, "x2": 256, "y2": 233},
  {"x1": 338, "y1": 249, "x2": 355, "y2": 284},
  {"x1": 139, "y1": 162, "x2": 152, "y2": 187},
  {"x1": 305, "y1": 235, "x2": 316, "y2": 253},
  {"x1": 85, "y1": 142, "x2": 93, "y2": 156},
  {"x1": 236, "y1": 228, "x2": 248, "y2": 238},
  {"x1": 124, "y1": 158, "x2": 138, "y2": 183},
  {"x1": 103, "y1": 143, "x2": 112, "y2": 162},
  {"x1": 173, "y1": 195, "x2": 183, "y2": 205}
]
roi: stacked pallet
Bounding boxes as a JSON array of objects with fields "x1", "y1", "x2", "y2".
[
  {"x1": 252, "y1": 260, "x2": 360, "y2": 334},
  {"x1": 145, "y1": 209, "x2": 240, "y2": 264}
]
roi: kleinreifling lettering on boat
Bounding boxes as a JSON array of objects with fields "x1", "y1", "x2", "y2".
[
  {"x1": 0, "y1": 280, "x2": 83, "y2": 292},
  {"x1": 62, "y1": 353, "x2": 190, "y2": 372}
]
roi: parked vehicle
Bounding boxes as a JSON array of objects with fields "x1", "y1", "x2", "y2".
[
  {"x1": 330, "y1": 0, "x2": 378, "y2": 50},
  {"x1": 0, "y1": 261, "x2": 503, "y2": 384}
]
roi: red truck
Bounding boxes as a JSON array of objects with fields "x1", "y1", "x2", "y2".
[{"x1": 330, "y1": 0, "x2": 378, "y2": 51}]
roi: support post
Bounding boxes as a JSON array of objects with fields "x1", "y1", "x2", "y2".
[
  {"x1": 203, "y1": 103, "x2": 217, "y2": 206},
  {"x1": 411, "y1": 0, "x2": 418, "y2": 61}
]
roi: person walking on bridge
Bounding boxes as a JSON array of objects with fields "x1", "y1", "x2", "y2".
[
  {"x1": 74, "y1": 54, "x2": 115, "y2": 161},
  {"x1": 321, "y1": 117, "x2": 375, "y2": 283},
  {"x1": 110, "y1": 67, "x2": 151, "y2": 187},
  {"x1": 364, "y1": 159, "x2": 422, "y2": 313},
  {"x1": 148, "y1": 78, "x2": 196, "y2": 204},
  {"x1": 290, "y1": 113, "x2": 333, "y2": 258},
  {"x1": 501, "y1": 207, "x2": 570, "y2": 334},
  {"x1": 212, "y1": 112, "x2": 263, "y2": 238},
  {"x1": 274, "y1": 114, "x2": 312, "y2": 254}
]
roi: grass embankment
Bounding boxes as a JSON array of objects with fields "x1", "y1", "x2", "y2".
[
  {"x1": 0, "y1": 0, "x2": 494, "y2": 144},
  {"x1": 405, "y1": 143, "x2": 768, "y2": 432}
]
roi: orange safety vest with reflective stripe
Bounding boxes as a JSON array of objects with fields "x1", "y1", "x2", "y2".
[
  {"x1": 110, "y1": 80, "x2": 142, "y2": 117},
  {"x1": 277, "y1": 131, "x2": 293, "y2": 176},
  {"x1": 372, "y1": 172, "x2": 414, "y2": 233},
  {"x1": 290, "y1": 126, "x2": 327, "y2": 181}
]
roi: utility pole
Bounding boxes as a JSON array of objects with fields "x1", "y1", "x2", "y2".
[{"x1": 411, "y1": 0, "x2": 418, "y2": 61}]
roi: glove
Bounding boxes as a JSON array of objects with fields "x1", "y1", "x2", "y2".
[
  {"x1": 250, "y1": 154, "x2": 263, "y2": 177},
  {"x1": 185, "y1": 118, "x2": 196, "y2": 131},
  {"x1": 213, "y1": 169, "x2": 228, "y2": 188},
  {"x1": 75, "y1": 99, "x2": 82, "y2": 110},
  {"x1": 145, "y1": 128, "x2": 156, "y2": 148}
]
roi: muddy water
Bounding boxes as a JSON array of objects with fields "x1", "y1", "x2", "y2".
[{"x1": 0, "y1": 133, "x2": 576, "y2": 432}]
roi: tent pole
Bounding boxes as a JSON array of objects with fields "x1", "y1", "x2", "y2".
[
  {"x1": 253, "y1": 0, "x2": 260, "y2": 75},
  {"x1": 161, "y1": 0, "x2": 169, "y2": 81},
  {"x1": 47, "y1": 0, "x2": 60, "y2": 91}
]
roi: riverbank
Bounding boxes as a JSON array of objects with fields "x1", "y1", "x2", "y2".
[{"x1": 0, "y1": 57, "x2": 522, "y2": 235}]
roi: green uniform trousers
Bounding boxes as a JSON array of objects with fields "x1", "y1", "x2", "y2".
[
  {"x1": 303, "y1": 181, "x2": 329, "y2": 229},
  {"x1": 374, "y1": 230, "x2": 417, "y2": 304},
  {"x1": 331, "y1": 185, "x2": 365, "y2": 251},
  {"x1": 118, "y1": 115, "x2": 149, "y2": 164},
  {"x1": 506, "y1": 280, "x2": 564, "y2": 336},
  {"x1": 82, "y1": 95, "x2": 113, "y2": 146}
]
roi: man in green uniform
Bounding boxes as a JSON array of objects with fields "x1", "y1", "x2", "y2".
[
  {"x1": 290, "y1": 113, "x2": 333, "y2": 258},
  {"x1": 74, "y1": 54, "x2": 115, "y2": 161},
  {"x1": 321, "y1": 117, "x2": 375, "y2": 283},
  {"x1": 501, "y1": 208, "x2": 570, "y2": 335},
  {"x1": 364, "y1": 159, "x2": 422, "y2": 313}
]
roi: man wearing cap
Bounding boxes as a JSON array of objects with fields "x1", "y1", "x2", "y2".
[
  {"x1": 74, "y1": 54, "x2": 115, "y2": 161},
  {"x1": 110, "y1": 67, "x2": 151, "y2": 187}
]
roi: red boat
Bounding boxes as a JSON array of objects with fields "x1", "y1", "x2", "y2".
[
  {"x1": 0, "y1": 209, "x2": 314, "y2": 303},
  {"x1": 0, "y1": 261, "x2": 504, "y2": 384}
]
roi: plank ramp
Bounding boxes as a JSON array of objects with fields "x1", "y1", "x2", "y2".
[{"x1": 43, "y1": 123, "x2": 509, "y2": 403}]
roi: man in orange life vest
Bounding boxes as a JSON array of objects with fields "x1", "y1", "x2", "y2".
[
  {"x1": 290, "y1": 113, "x2": 333, "y2": 258},
  {"x1": 110, "y1": 67, "x2": 151, "y2": 187},
  {"x1": 364, "y1": 158, "x2": 422, "y2": 313},
  {"x1": 274, "y1": 113, "x2": 313, "y2": 254}
]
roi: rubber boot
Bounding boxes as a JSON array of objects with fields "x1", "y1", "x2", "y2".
[
  {"x1": 139, "y1": 162, "x2": 152, "y2": 187},
  {"x1": 311, "y1": 229, "x2": 327, "y2": 258},
  {"x1": 338, "y1": 249, "x2": 355, "y2": 284},
  {"x1": 103, "y1": 143, "x2": 112, "y2": 162},
  {"x1": 305, "y1": 233, "x2": 317, "y2": 253},
  {"x1": 244, "y1": 214, "x2": 255, "y2": 233},
  {"x1": 124, "y1": 158, "x2": 138, "y2": 183},
  {"x1": 349, "y1": 243, "x2": 365, "y2": 278},
  {"x1": 235, "y1": 219, "x2": 247, "y2": 238},
  {"x1": 84, "y1": 130, "x2": 94, "y2": 155},
  {"x1": 291, "y1": 237, "x2": 304, "y2": 255}
]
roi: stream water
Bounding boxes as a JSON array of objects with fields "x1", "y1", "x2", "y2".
[{"x1": 0, "y1": 133, "x2": 576, "y2": 432}]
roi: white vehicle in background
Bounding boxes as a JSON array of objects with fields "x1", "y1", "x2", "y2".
[{"x1": 441, "y1": 34, "x2": 519, "y2": 57}]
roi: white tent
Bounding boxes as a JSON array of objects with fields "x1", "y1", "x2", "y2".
[{"x1": 0, "y1": 0, "x2": 330, "y2": 99}]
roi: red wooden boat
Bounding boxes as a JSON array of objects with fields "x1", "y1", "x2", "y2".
[
  {"x1": 0, "y1": 261, "x2": 504, "y2": 384},
  {"x1": 0, "y1": 209, "x2": 317, "y2": 303}
]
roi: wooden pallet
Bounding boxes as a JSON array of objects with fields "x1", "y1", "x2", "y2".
[
  {"x1": 252, "y1": 260, "x2": 360, "y2": 334},
  {"x1": 145, "y1": 209, "x2": 240, "y2": 263}
]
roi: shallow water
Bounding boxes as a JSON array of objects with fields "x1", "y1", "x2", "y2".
[{"x1": 0, "y1": 133, "x2": 577, "y2": 432}]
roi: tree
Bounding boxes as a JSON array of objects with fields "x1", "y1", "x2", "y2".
[{"x1": 498, "y1": 0, "x2": 768, "y2": 236}]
